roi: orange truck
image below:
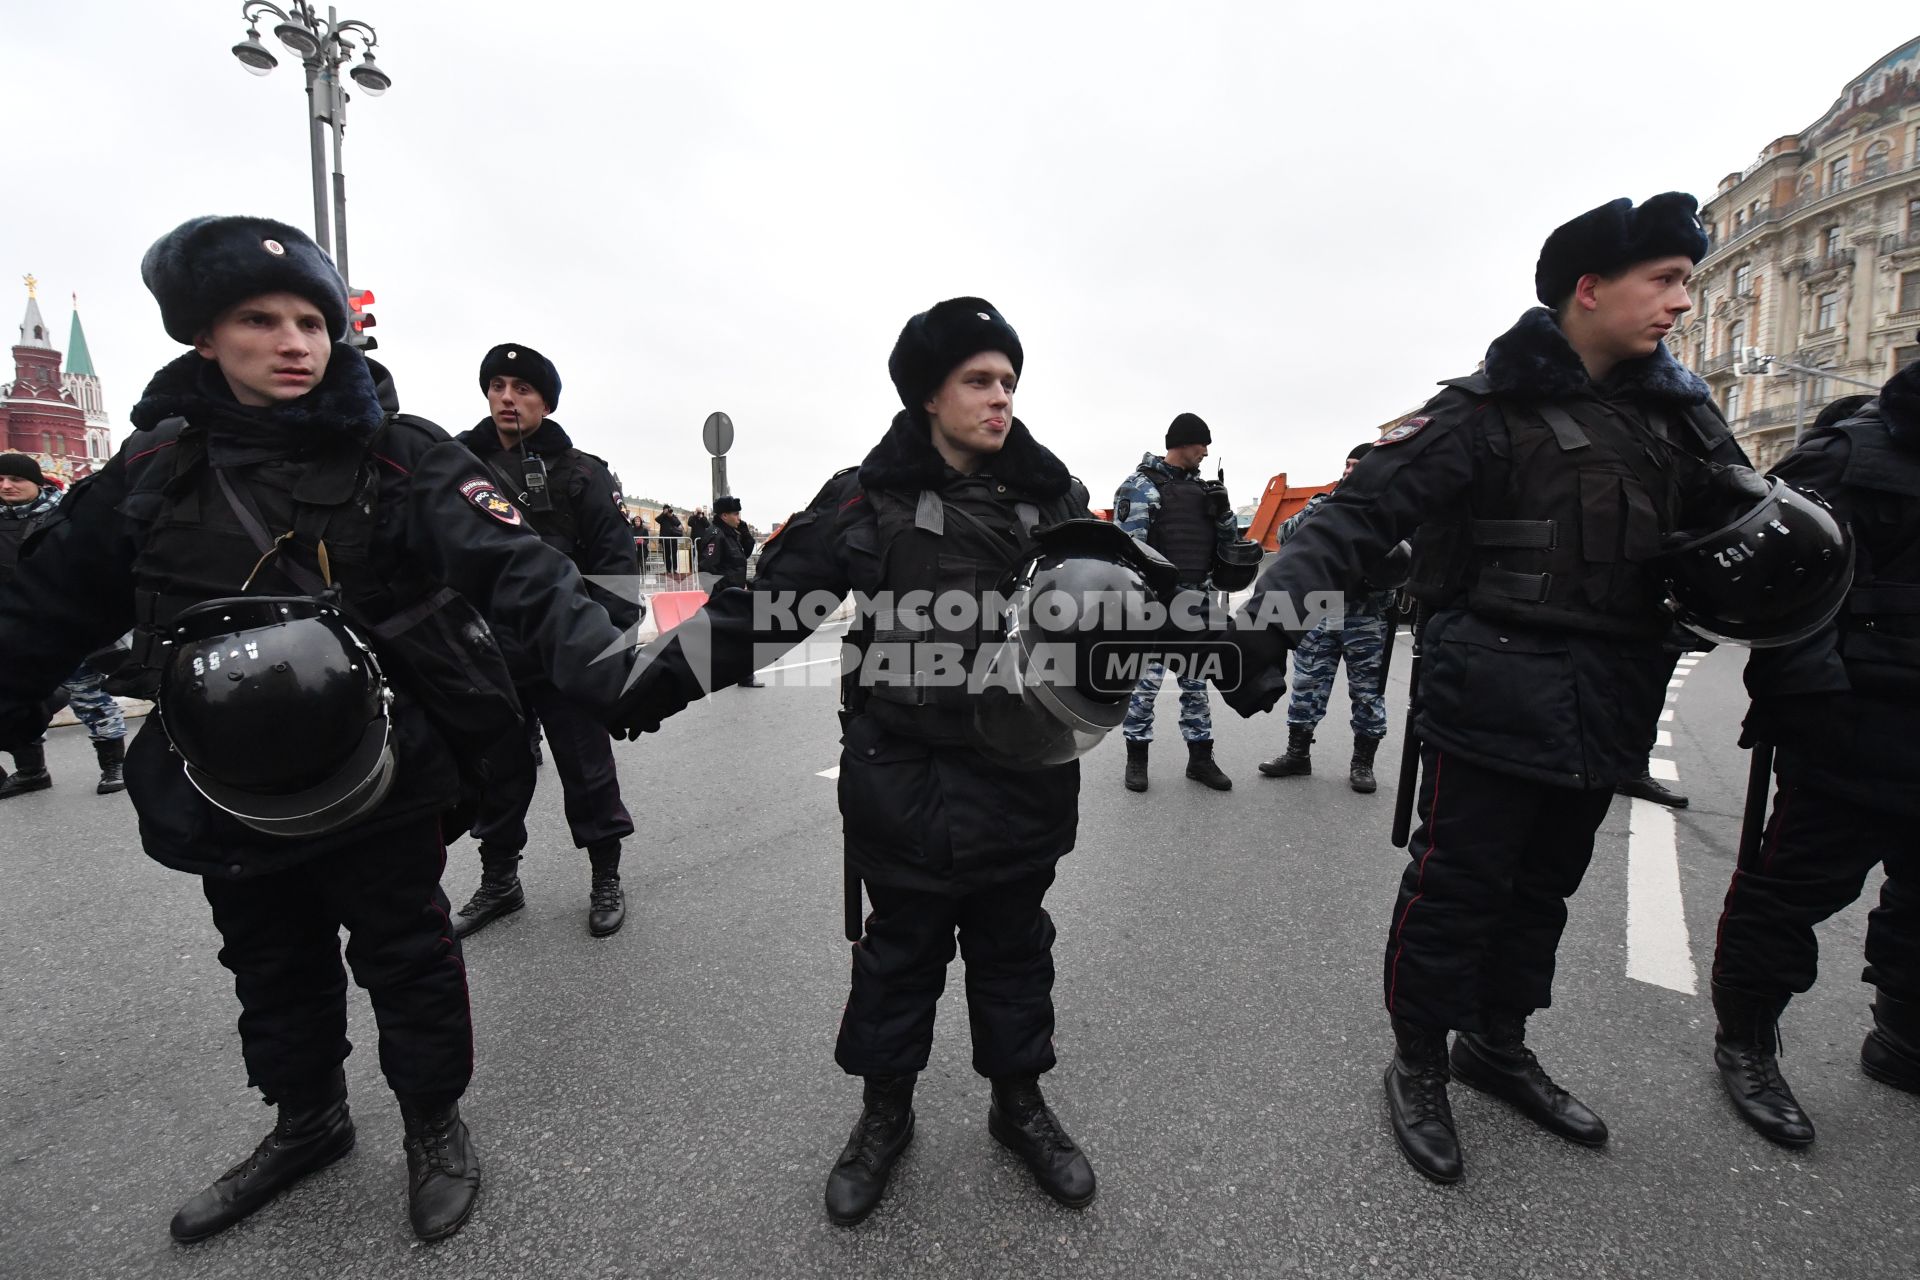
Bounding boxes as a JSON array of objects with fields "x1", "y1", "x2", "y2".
[{"x1": 1246, "y1": 473, "x2": 1338, "y2": 552}]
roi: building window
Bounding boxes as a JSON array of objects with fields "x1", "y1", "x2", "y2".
[
  {"x1": 1901, "y1": 271, "x2": 1920, "y2": 314},
  {"x1": 1823, "y1": 226, "x2": 1843, "y2": 257},
  {"x1": 1733, "y1": 263, "x2": 1753, "y2": 295},
  {"x1": 1817, "y1": 292, "x2": 1839, "y2": 329},
  {"x1": 1733, "y1": 209, "x2": 1746, "y2": 234},
  {"x1": 1725, "y1": 382, "x2": 1743, "y2": 420},
  {"x1": 1896, "y1": 344, "x2": 1920, "y2": 374},
  {"x1": 1909, "y1": 196, "x2": 1920, "y2": 231},
  {"x1": 1865, "y1": 139, "x2": 1892, "y2": 178},
  {"x1": 1798, "y1": 172, "x2": 1817, "y2": 200},
  {"x1": 1727, "y1": 319, "x2": 1746, "y2": 355},
  {"x1": 1829, "y1": 153, "x2": 1850, "y2": 191}
]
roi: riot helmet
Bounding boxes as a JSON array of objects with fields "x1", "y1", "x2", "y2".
[
  {"x1": 1662, "y1": 478, "x2": 1853, "y2": 648},
  {"x1": 970, "y1": 520, "x2": 1173, "y2": 770},
  {"x1": 1211, "y1": 537, "x2": 1266, "y2": 592},
  {"x1": 159, "y1": 596, "x2": 395, "y2": 837}
]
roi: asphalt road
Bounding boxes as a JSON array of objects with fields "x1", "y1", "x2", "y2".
[{"x1": 3, "y1": 628, "x2": 1916, "y2": 1279}]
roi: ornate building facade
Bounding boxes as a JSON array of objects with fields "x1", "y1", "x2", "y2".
[
  {"x1": 1, "y1": 277, "x2": 106, "y2": 483},
  {"x1": 1673, "y1": 36, "x2": 1920, "y2": 470}
]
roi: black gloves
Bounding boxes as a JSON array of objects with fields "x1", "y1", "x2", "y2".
[{"x1": 1200, "y1": 480, "x2": 1233, "y2": 522}]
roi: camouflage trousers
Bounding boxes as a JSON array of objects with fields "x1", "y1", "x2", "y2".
[
  {"x1": 1286, "y1": 613, "x2": 1388, "y2": 740},
  {"x1": 1123, "y1": 659, "x2": 1213, "y2": 744},
  {"x1": 56, "y1": 663, "x2": 126, "y2": 743}
]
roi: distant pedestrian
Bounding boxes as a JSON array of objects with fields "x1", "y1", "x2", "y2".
[
  {"x1": 656, "y1": 504, "x2": 684, "y2": 573},
  {"x1": 699, "y1": 496, "x2": 761, "y2": 686},
  {"x1": 0, "y1": 452, "x2": 128, "y2": 798}
]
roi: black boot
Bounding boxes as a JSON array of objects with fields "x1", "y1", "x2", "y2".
[
  {"x1": 400, "y1": 1099, "x2": 481, "y2": 1242},
  {"x1": 988, "y1": 1075, "x2": 1096, "y2": 1208},
  {"x1": 1385, "y1": 1018, "x2": 1462, "y2": 1184},
  {"x1": 94, "y1": 737, "x2": 127, "y2": 795},
  {"x1": 824, "y1": 1075, "x2": 916, "y2": 1226},
  {"x1": 0, "y1": 743, "x2": 51, "y2": 799},
  {"x1": 169, "y1": 1069, "x2": 354, "y2": 1242},
  {"x1": 1712, "y1": 985, "x2": 1815, "y2": 1147},
  {"x1": 1450, "y1": 1011, "x2": 1607, "y2": 1146},
  {"x1": 1257, "y1": 724, "x2": 1314, "y2": 777},
  {"x1": 1185, "y1": 739, "x2": 1232, "y2": 791},
  {"x1": 1616, "y1": 770, "x2": 1688, "y2": 808},
  {"x1": 451, "y1": 845, "x2": 524, "y2": 940},
  {"x1": 1350, "y1": 735, "x2": 1382, "y2": 794},
  {"x1": 1862, "y1": 989, "x2": 1920, "y2": 1094},
  {"x1": 587, "y1": 842, "x2": 625, "y2": 937},
  {"x1": 1123, "y1": 740, "x2": 1149, "y2": 793}
]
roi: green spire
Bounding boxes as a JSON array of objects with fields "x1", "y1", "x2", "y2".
[{"x1": 66, "y1": 301, "x2": 96, "y2": 377}]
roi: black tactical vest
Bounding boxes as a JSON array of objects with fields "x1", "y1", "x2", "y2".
[
  {"x1": 118, "y1": 420, "x2": 388, "y2": 686},
  {"x1": 853, "y1": 476, "x2": 1079, "y2": 744},
  {"x1": 1835, "y1": 409, "x2": 1920, "y2": 697},
  {"x1": 1145, "y1": 466, "x2": 1215, "y2": 582},
  {"x1": 1408, "y1": 378, "x2": 1691, "y2": 639}
]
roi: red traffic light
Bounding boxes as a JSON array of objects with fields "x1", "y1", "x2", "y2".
[{"x1": 346, "y1": 287, "x2": 378, "y2": 350}]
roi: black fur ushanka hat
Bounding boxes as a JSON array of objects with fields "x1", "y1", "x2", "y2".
[
  {"x1": 1535, "y1": 193, "x2": 1709, "y2": 307},
  {"x1": 142, "y1": 216, "x2": 350, "y2": 344}
]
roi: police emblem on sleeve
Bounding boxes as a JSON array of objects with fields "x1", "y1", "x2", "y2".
[
  {"x1": 459, "y1": 477, "x2": 523, "y2": 526},
  {"x1": 1376, "y1": 416, "x2": 1432, "y2": 446}
]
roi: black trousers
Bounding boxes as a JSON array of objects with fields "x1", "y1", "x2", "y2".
[
  {"x1": 200, "y1": 821, "x2": 471, "y2": 1105},
  {"x1": 1712, "y1": 773, "x2": 1920, "y2": 1003},
  {"x1": 835, "y1": 869, "x2": 1058, "y2": 1079},
  {"x1": 472, "y1": 683, "x2": 633, "y2": 852},
  {"x1": 1385, "y1": 747, "x2": 1616, "y2": 1032}
]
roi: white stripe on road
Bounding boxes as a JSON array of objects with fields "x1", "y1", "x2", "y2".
[
  {"x1": 1655, "y1": 729, "x2": 1672, "y2": 748},
  {"x1": 1648, "y1": 757, "x2": 1680, "y2": 781},
  {"x1": 1626, "y1": 797, "x2": 1698, "y2": 993},
  {"x1": 816, "y1": 766, "x2": 840, "y2": 779},
  {"x1": 1660, "y1": 709, "x2": 1674, "y2": 722}
]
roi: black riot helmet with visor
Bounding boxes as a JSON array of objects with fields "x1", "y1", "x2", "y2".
[
  {"x1": 969, "y1": 520, "x2": 1177, "y2": 770},
  {"x1": 159, "y1": 596, "x2": 395, "y2": 837},
  {"x1": 1661, "y1": 476, "x2": 1853, "y2": 648}
]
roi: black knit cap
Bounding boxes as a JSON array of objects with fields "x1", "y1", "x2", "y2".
[
  {"x1": 479, "y1": 343, "x2": 562, "y2": 411},
  {"x1": 714, "y1": 495, "x2": 742, "y2": 514},
  {"x1": 1346, "y1": 442, "x2": 1374, "y2": 462},
  {"x1": 141, "y1": 215, "x2": 350, "y2": 345},
  {"x1": 888, "y1": 297, "x2": 1023, "y2": 418},
  {"x1": 1535, "y1": 192, "x2": 1710, "y2": 307},
  {"x1": 1166, "y1": 412, "x2": 1211, "y2": 448},
  {"x1": 0, "y1": 452, "x2": 46, "y2": 486}
]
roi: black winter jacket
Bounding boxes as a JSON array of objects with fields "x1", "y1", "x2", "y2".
[
  {"x1": 1744, "y1": 360, "x2": 1920, "y2": 815},
  {"x1": 628, "y1": 411, "x2": 1092, "y2": 890},
  {"x1": 0, "y1": 346, "x2": 633, "y2": 878},
  {"x1": 1234, "y1": 307, "x2": 1747, "y2": 790}
]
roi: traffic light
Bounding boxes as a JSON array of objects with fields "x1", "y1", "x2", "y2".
[{"x1": 347, "y1": 287, "x2": 378, "y2": 350}]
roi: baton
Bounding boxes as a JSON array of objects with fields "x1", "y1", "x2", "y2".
[
  {"x1": 844, "y1": 860, "x2": 864, "y2": 942},
  {"x1": 1390, "y1": 603, "x2": 1429, "y2": 849},
  {"x1": 1736, "y1": 739, "x2": 1776, "y2": 869}
]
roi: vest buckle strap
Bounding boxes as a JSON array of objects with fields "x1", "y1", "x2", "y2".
[
  {"x1": 1535, "y1": 405, "x2": 1592, "y2": 452},
  {"x1": 1476, "y1": 567, "x2": 1553, "y2": 603},
  {"x1": 1470, "y1": 518, "x2": 1556, "y2": 550}
]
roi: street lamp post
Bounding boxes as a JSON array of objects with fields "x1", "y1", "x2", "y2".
[{"x1": 232, "y1": 2, "x2": 392, "y2": 306}]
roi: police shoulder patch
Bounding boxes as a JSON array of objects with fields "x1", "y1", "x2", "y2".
[
  {"x1": 1375, "y1": 416, "x2": 1432, "y2": 447},
  {"x1": 459, "y1": 476, "x2": 523, "y2": 526}
]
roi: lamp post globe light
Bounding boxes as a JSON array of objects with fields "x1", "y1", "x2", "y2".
[{"x1": 231, "y1": 2, "x2": 391, "y2": 331}]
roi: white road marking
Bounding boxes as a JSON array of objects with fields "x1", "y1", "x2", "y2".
[
  {"x1": 1649, "y1": 757, "x2": 1680, "y2": 781},
  {"x1": 760, "y1": 655, "x2": 844, "y2": 674},
  {"x1": 1655, "y1": 730, "x2": 1672, "y2": 748},
  {"x1": 1626, "y1": 797, "x2": 1698, "y2": 993},
  {"x1": 1676, "y1": 657, "x2": 1700, "y2": 668},
  {"x1": 1660, "y1": 709, "x2": 1674, "y2": 722},
  {"x1": 1667, "y1": 679, "x2": 1686, "y2": 689},
  {"x1": 816, "y1": 766, "x2": 840, "y2": 779}
]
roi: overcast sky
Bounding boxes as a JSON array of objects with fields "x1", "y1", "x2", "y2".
[{"x1": 6, "y1": 2, "x2": 1917, "y2": 524}]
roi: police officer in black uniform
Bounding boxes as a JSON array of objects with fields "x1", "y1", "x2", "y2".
[
  {"x1": 1222, "y1": 194, "x2": 1760, "y2": 1184},
  {"x1": 449, "y1": 344, "x2": 642, "y2": 940},
  {"x1": 616, "y1": 298, "x2": 1102, "y2": 1225},
  {"x1": 1710, "y1": 365, "x2": 1920, "y2": 1146},
  {"x1": 699, "y1": 495, "x2": 762, "y2": 685},
  {"x1": 0, "y1": 216, "x2": 639, "y2": 1243}
]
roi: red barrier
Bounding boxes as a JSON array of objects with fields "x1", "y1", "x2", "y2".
[{"x1": 648, "y1": 590, "x2": 710, "y2": 634}]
